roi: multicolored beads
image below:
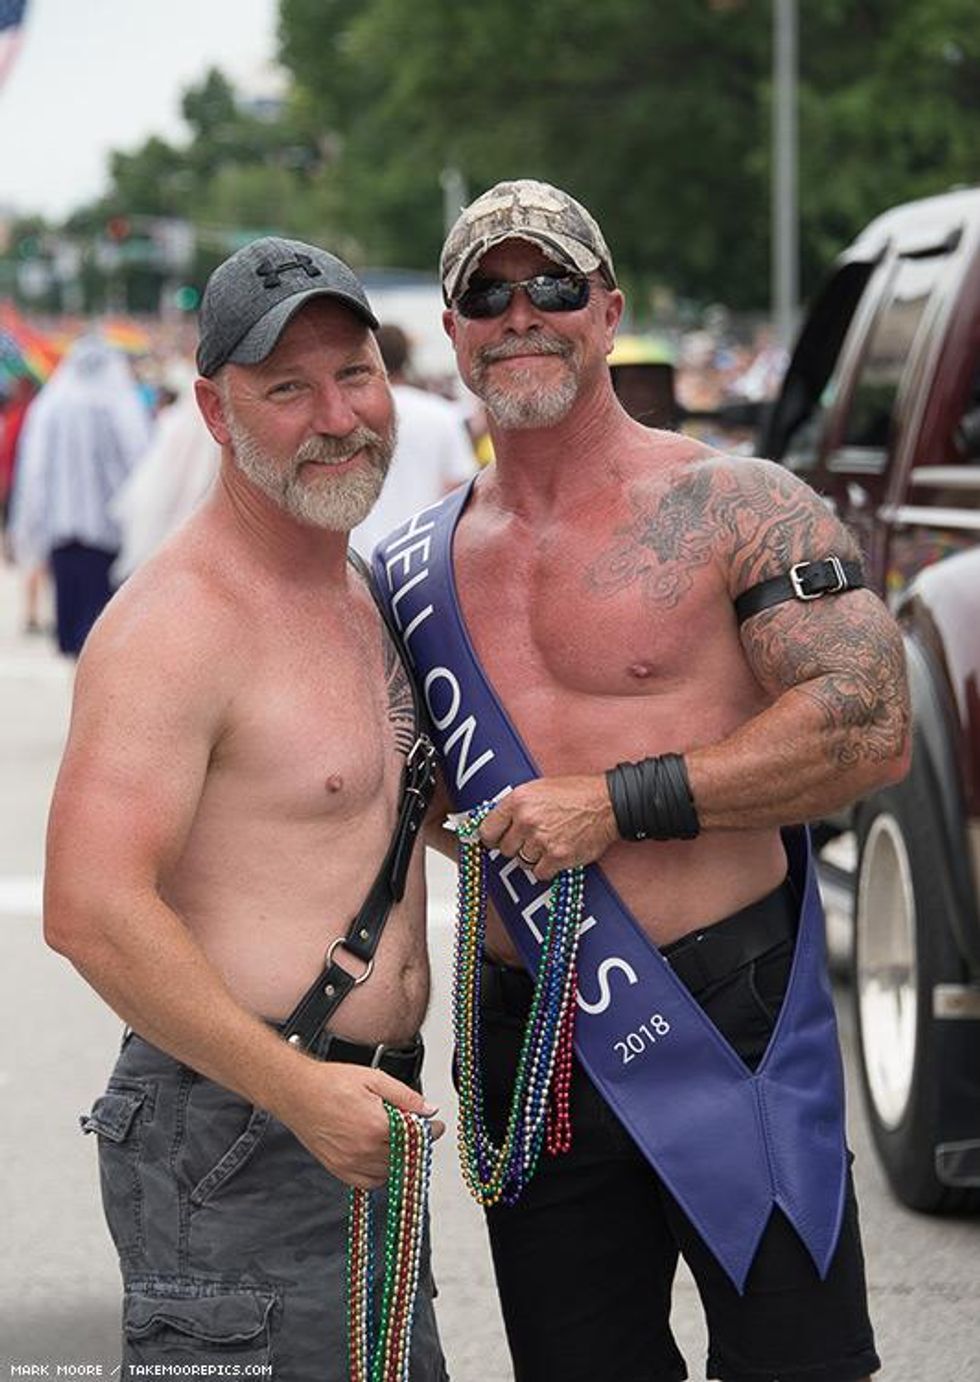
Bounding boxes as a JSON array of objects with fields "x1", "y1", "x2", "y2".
[
  {"x1": 452, "y1": 801, "x2": 585, "y2": 1206},
  {"x1": 348, "y1": 1104, "x2": 433, "y2": 1382}
]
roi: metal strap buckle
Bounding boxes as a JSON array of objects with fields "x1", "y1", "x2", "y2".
[
  {"x1": 406, "y1": 734, "x2": 436, "y2": 779},
  {"x1": 789, "y1": 555, "x2": 846, "y2": 601},
  {"x1": 324, "y1": 936, "x2": 375, "y2": 986},
  {"x1": 369, "y1": 1043, "x2": 388, "y2": 1069}
]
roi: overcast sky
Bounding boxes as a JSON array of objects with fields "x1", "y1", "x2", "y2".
[{"x1": 0, "y1": 0, "x2": 280, "y2": 219}]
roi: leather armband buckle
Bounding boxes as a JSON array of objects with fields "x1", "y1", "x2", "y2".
[{"x1": 789, "y1": 556, "x2": 847, "y2": 601}]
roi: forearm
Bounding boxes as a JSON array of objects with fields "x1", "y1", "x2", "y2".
[{"x1": 686, "y1": 678, "x2": 910, "y2": 829}]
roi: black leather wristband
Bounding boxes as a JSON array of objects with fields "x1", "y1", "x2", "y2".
[{"x1": 606, "y1": 754, "x2": 701, "y2": 842}]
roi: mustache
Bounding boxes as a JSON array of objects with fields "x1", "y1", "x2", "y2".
[
  {"x1": 294, "y1": 426, "x2": 388, "y2": 465},
  {"x1": 476, "y1": 333, "x2": 573, "y2": 367}
]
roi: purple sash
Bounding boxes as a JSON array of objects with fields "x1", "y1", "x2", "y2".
[{"x1": 373, "y1": 484, "x2": 848, "y2": 1291}]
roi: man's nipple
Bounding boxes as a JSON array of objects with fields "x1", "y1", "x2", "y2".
[
  {"x1": 628, "y1": 662, "x2": 654, "y2": 680},
  {"x1": 325, "y1": 774, "x2": 344, "y2": 794}
]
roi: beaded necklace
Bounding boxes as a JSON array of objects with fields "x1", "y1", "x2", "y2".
[
  {"x1": 348, "y1": 1104, "x2": 433, "y2": 1382},
  {"x1": 452, "y1": 802, "x2": 585, "y2": 1205}
]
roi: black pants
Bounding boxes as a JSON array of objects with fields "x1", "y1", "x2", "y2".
[
  {"x1": 477, "y1": 883, "x2": 880, "y2": 1382},
  {"x1": 50, "y1": 540, "x2": 117, "y2": 656}
]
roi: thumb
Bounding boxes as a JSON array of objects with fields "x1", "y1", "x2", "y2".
[{"x1": 370, "y1": 1070, "x2": 439, "y2": 1119}]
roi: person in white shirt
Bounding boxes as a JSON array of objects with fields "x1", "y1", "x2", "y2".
[{"x1": 350, "y1": 323, "x2": 476, "y2": 557}]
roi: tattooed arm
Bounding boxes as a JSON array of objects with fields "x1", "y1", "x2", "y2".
[{"x1": 686, "y1": 458, "x2": 910, "y2": 826}]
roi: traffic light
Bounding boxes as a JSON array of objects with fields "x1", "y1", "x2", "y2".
[
  {"x1": 106, "y1": 216, "x2": 131, "y2": 242},
  {"x1": 173, "y1": 285, "x2": 200, "y2": 312}
]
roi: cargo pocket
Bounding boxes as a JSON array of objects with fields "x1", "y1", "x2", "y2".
[
  {"x1": 123, "y1": 1282, "x2": 276, "y2": 1367},
  {"x1": 80, "y1": 1082, "x2": 151, "y2": 1259}
]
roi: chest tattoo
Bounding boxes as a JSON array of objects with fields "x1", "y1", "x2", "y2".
[{"x1": 585, "y1": 472, "x2": 719, "y2": 609}]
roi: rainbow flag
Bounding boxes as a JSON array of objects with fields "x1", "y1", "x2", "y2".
[
  {"x1": 0, "y1": 0, "x2": 28, "y2": 88},
  {"x1": 0, "y1": 303, "x2": 62, "y2": 384},
  {"x1": 100, "y1": 317, "x2": 153, "y2": 356}
]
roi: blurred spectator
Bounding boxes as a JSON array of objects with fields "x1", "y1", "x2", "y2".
[
  {"x1": 9, "y1": 336, "x2": 152, "y2": 656},
  {"x1": 0, "y1": 373, "x2": 46, "y2": 633},
  {"x1": 111, "y1": 369, "x2": 219, "y2": 582},
  {"x1": 726, "y1": 326, "x2": 788, "y2": 404},
  {"x1": 608, "y1": 334, "x2": 678, "y2": 428},
  {"x1": 350, "y1": 323, "x2": 477, "y2": 557}
]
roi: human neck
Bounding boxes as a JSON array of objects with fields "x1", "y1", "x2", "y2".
[
  {"x1": 214, "y1": 456, "x2": 350, "y2": 583},
  {"x1": 487, "y1": 383, "x2": 640, "y2": 518}
]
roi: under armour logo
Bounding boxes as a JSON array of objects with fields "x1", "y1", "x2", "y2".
[{"x1": 255, "y1": 253, "x2": 322, "y2": 289}]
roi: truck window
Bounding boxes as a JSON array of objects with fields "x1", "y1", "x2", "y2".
[
  {"x1": 760, "y1": 260, "x2": 874, "y2": 468},
  {"x1": 834, "y1": 254, "x2": 947, "y2": 468}
]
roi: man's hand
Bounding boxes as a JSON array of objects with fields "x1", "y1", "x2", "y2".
[
  {"x1": 478, "y1": 775, "x2": 618, "y2": 881},
  {"x1": 281, "y1": 1060, "x2": 445, "y2": 1189}
]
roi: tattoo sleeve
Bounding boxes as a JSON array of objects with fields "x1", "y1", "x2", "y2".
[{"x1": 731, "y1": 461, "x2": 909, "y2": 770}]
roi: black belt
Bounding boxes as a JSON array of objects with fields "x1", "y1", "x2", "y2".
[
  {"x1": 279, "y1": 1025, "x2": 424, "y2": 1086},
  {"x1": 481, "y1": 880, "x2": 797, "y2": 1016},
  {"x1": 660, "y1": 880, "x2": 797, "y2": 996}
]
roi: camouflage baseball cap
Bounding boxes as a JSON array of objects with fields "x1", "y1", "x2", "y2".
[{"x1": 440, "y1": 179, "x2": 617, "y2": 305}]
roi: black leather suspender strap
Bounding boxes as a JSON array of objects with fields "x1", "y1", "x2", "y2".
[
  {"x1": 281, "y1": 554, "x2": 437, "y2": 1051},
  {"x1": 734, "y1": 556, "x2": 864, "y2": 626}
]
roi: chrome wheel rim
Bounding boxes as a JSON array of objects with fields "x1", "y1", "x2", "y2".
[{"x1": 856, "y1": 812, "x2": 919, "y2": 1130}]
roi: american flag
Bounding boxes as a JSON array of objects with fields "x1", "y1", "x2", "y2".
[{"x1": 0, "y1": 0, "x2": 28, "y2": 89}]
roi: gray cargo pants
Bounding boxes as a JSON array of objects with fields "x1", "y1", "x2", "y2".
[{"x1": 81, "y1": 1030, "x2": 448, "y2": 1381}]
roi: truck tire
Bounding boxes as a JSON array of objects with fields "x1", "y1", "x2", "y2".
[{"x1": 853, "y1": 749, "x2": 980, "y2": 1213}]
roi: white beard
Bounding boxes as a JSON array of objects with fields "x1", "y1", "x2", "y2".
[
  {"x1": 470, "y1": 333, "x2": 579, "y2": 430},
  {"x1": 226, "y1": 413, "x2": 393, "y2": 531}
]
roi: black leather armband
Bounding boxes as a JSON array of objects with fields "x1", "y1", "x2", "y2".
[
  {"x1": 605, "y1": 753, "x2": 700, "y2": 842},
  {"x1": 734, "y1": 556, "x2": 864, "y2": 626}
]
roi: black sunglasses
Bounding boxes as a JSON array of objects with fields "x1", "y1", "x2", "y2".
[{"x1": 455, "y1": 272, "x2": 591, "y2": 320}]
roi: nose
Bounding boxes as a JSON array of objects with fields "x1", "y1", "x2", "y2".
[
  {"x1": 499, "y1": 284, "x2": 541, "y2": 333},
  {"x1": 310, "y1": 380, "x2": 359, "y2": 436}
]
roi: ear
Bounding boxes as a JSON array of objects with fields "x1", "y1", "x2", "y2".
[
  {"x1": 194, "y1": 377, "x2": 232, "y2": 446},
  {"x1": 442, "y1": 308, "x2": 457, "y2": 346},
  {"x1": 601, "y1": 289, "x2": 626, "y2": 356}
]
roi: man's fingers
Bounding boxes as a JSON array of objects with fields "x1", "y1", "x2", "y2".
[
  {"x1": 370, "y1": 1070, "x2": 439, "y2": 1119},
  {"x1": 477, "y1": 802, "x2": 511, "y2": 848}
]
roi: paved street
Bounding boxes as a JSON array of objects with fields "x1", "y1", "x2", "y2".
[{"x1": 1, "y1": 562, "x2": 978, "y2": 1380}]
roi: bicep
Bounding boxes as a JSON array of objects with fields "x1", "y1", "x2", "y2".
[{"x1": 46, "y1": 640, "x2": 222, "y2": 906}]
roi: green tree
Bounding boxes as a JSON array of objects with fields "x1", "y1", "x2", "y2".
[{"x1": 277, "y1": 0, "x2": 980, "y2": 311}]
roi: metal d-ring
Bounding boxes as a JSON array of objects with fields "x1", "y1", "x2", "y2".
[{"x1": 324, "y1": 937, "x2": 375, "y2": 985}]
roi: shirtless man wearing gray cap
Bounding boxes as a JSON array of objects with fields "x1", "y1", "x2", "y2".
[{"x1": 45, "y1": 237, "x2": 447, "y2": 1379}]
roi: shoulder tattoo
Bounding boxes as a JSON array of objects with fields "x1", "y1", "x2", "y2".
[{"x1": 382, "y1": 626, "x2": 417, "y2": 756}]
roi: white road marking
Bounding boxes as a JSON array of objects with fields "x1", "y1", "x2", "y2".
[{"x1": 0, "y1": 876, "x2": 43, "y2": 915}]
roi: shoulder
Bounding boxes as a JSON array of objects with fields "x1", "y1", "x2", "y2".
[{"x1": 76, "y1": 515, "x2": 249, "y2": 726}]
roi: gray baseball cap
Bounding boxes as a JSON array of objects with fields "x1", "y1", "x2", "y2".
[
  {"x1": 440, "y1": 179, "x2": 617, "y2": 305},
  {"x1": 196, "y1": 236, "x2": 379, "y2": 378}
]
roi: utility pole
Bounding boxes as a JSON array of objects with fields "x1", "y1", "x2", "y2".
[
  {"x1": 772, "y1": 0, "x2": 799, "y2": 348},
  {"x1": 440, "y1": 167, "x2": 467, "y2": 237}
]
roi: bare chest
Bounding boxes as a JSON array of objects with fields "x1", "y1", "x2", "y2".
[
  {"x1": 209, "y1": 607, "x2": 410, "y2": 823},
  {"x1": 453, "y1": 510, "x2": 762, "y2": 766}
]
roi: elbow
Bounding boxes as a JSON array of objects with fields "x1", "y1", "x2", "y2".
[
  {"x1": 43, "y1": 890, "x2": 85, "y2": 960},
  {"x1": 43, "y1": 875, "x2": 107, "y2": 964}
]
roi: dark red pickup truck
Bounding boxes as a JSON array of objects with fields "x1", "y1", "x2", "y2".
[{"x1": 760, "y1": 188, "x2": 980, "y2": 1214}]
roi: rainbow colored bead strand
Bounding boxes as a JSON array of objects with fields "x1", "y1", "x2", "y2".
[
  {"x1": 347, "y1": 1104, "x2": 433, "y2": 1382},
  {"x1": 452, "y1": 801, "x2": 584, "y2": 1206}
]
